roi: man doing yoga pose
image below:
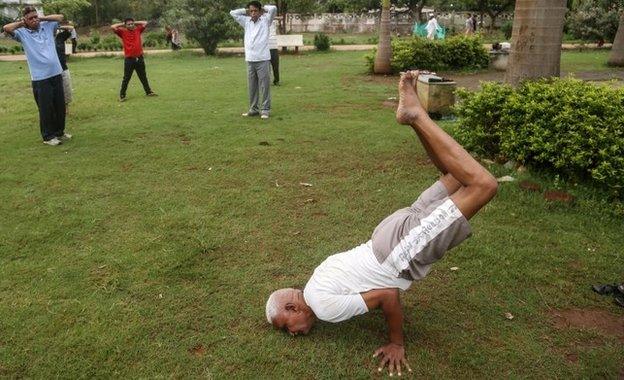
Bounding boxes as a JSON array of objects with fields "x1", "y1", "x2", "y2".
[{"x1": 265, "y1": 71, "x2": 498, "y2": 376}]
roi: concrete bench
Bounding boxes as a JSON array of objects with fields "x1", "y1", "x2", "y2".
[{"x1": 276, "y1": 34, "x2": 304, "y2": 53}]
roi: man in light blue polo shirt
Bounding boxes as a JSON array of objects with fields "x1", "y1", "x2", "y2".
[
  {"x1": 230, "y1": 2, "x2": 277, "y2": 119},
  {"x1": 3, "y1": 6, "x2": 72, "y2": 146}
]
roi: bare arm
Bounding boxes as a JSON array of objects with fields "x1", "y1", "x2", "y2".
[
  {"x1": 59, "y1": 25, "x2": 74, "y2": 30},
  {"x1": 361, "y1": 289, "x2": 411, "y2": 376},
  {"x1": 40, "y1": 14, "x2": 64, "y2": 22},
  {"x1": 3, "y1": 20, "x2": 24, "y2": 36},
  {"x1": 134, "y1": 21, "x2": 147, "y2": 26},
  {"x1": 110, "y1": 22, "x2": 124, "y2": 30}
]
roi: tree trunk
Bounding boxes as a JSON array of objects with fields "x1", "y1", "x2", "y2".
[
  {"x1": 374, "y1": 0, "x2": 392, "y2": 74},
  {"x1": 505, "y1": 0, "x2": 567, "y2": 86},
  {"x1": 608, "y1": 12, "x2": 624, "y2": 67}
]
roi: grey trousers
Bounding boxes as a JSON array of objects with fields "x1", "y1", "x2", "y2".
[{"x1": 247, "y1": 60, "x2": 271, "y2": 114}]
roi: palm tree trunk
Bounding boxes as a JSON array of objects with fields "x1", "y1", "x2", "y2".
[
  {"x1": 374, "y1": 0, "x2": 392, "y2": 75},
  {"x1": 608, "y1": 12, "x2": 624, "y2": 67},
  {"x1": 505, "y1": 0, "x2": 567, "y2": 86}
]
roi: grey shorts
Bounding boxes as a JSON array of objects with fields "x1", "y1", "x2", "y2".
[{"x1": 371, "y1": 180, "x2": 472, "y2": 281}]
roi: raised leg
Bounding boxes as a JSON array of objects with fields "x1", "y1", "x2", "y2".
[{"x1": 396, "y1": 71, "x2": 497, "y2": 219}]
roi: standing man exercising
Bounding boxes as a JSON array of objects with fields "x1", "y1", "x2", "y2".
[
  {"x1": 111, "y1": 18, "x2": 157, "y2": 102},
  {"x1": 3, "y1": 7, "x2": 72, "y2": 146},
  {"x1": 265, "y1": 71, "x2": 498, "y2": 376},
  {"x1": 230, "y1": 2, "x2": 277, "y2": 119}
]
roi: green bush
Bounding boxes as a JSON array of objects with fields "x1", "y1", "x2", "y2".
[
  {"x1": 565, "y1": 0, "x2": 619, "y2": 42},
  {"x1": 314, "y1": 33, "x2": 331, "y2": 51},
  {"x1": 501, "y1": 20, "x2": 513, "y2": 40},
  {"x1": 100, "y1": 34, "x2": 122, "y2": 51},
  {"x1": 77, "y1": 42, "x2": 92, "y2": 51},
  {"x1": 0, "y1": 45, "x2": 8, "y2": 54},
  {"x1": 143, "y1": 31, "x2": 166, "y2": 48},
  {"x1": 372, "y1": 35, "x2": 489, "y2": 73},
  {"x1": 454, "y1": 79, "x2": 624, "y2": 192},
  {"x1": 90, "y1": 31, "x2": 100, "y2": 45},
  {"x1": 9, "y1": 45, "x2": 23, "y2": 54}
]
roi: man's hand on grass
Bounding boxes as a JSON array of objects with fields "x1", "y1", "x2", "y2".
[{"x1": 373, "y1": 343, "x2": 411, "y2": 376}]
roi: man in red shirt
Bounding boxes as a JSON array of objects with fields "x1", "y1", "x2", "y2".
[{"x1": 111, "y1": 18, "x2": 157, "y2": 102}]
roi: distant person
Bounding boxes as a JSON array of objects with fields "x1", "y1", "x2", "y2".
[
  {"x1": 55, "y1": 22, "x2": 74, "y2": 110},
  {"x1": 165, "y1": 25, "x2": 180, "y2": 50},
  {"x1": 268, "y1": 18, "x2": 279, "y2": 85},
  {"x1": 2, "y1": 6, "x2": 71, "y2": 146},
  {"x1": 111, "y1": 18, "x2": 157, "y2": 102},
  {"x1": 171, "y1": 27, "x2": 181, "y2": 50},
  {"x1": 464, "y1": 13, "x2": 473, "y2": 35},
  {"x1": 70, "y1": 25, "x2": 77, "y2": 53},
  {"x1": 471, "y1": 14, "x2": 478, "y2": 33},
  {"x1": 230, "y1": 1, "x2": 277, "y2": 119},
  {"x1": 426, "y1": 14, "x2": 440, "y2": 40}
]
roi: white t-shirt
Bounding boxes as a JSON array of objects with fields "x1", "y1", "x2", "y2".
[{"x1": 303, "y1": 241, "x2": 411, "y2": 323}]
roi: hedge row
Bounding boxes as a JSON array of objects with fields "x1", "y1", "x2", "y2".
[
  {"x1": 367, "y1": 35, "x2": 489, "y2": 73},
  {"x1": 454, "y1": 79, "x2": 624, "y2": 193}
]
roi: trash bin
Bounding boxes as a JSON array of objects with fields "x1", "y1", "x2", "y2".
[{"x1": 416, "y1": 74, "x2": 456, "y2": 116}]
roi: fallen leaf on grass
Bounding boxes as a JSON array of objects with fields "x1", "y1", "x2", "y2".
[
  {"x1": 299, "y1": 182, "x2": 313, "y2": 187},
  {"x1": 450, "y1": 267, "x2": 459, "y2": 271},
  {"x1": 504, "y1": 312, "x2": 514, "y2": 320},
  {"x1": 543, "y1": 190, "x2": 575, "y2": 203},
  {"x1": 303, "y1": 198, "x2": 315, "y2": 204},
  {"x1": 519, "y1": 180, "x2": 541, "y2": 192}
]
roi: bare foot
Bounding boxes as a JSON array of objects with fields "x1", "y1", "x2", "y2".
[{"x1": 396, "y1": 70, "x2": 427, "y2": 126}]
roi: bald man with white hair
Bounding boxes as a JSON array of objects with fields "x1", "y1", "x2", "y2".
[{"x1": 266, "y1": 71, "x2": 498, "y2": 376}]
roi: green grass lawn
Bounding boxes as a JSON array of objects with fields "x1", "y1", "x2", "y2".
[{"x1": 0, "y1": 51, "x2": 622, "y2": 378}]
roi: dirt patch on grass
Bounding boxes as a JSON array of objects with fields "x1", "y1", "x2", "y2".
[
  {"x1": 189, "y1": 344, "x2": 206, "y2": 357},
  {"x1": 549, "y1": 309, "x2": 624, "y2": 341}
]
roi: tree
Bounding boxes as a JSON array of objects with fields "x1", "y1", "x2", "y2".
[
  {"x1": 374, "y1": 0, "x2": 393, "y2": 74},
  {"x1": 162, "y1": 0, "x2": 240, "y2": 55},
  {"x1": 505, "y1": 0, "x2": 567, "y2": 86},
  {"x1": 566, "y1": 0, "x2": 620, "y2": 43},
  {"x1": 42, "y1": 0, "x2": 91, "y2": 20},
  {"x1": 275, "y1": 0, "x2": 318, "y2": 34},
  {"x1": 608, "y1": 11, "x2": 624, "y2": 66}
]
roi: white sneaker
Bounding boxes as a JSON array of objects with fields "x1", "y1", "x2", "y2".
[
  {"x1": 260, "y1": 113, "x2": 269, "y2": 119},
  {"x1": 43, "y1": 137, "x2": 62, "y2": 146},
  {"x1": 59, "y1": 133, "x2": 72, "y2": 141}
]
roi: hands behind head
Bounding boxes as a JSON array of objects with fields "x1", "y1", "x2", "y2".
[{"x1": 373, "y1": 343, "x2": 412, "y2": 377}]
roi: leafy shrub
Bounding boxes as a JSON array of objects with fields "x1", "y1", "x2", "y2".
[
  {"x1": 454, "y1": 79, "x2": 624, "y2": 192},
  {"x1": 565, "y1": 0, "x2": 619, "y2": 42},
  {"x1": 143, "y1": 31, "x2": 166, "y2": 48},
  {"x1": 501, "y1": 20, "x2": 513, "y2": 40},
  {"x1": 377, "y1": 35, "x2": 489, "y2": 73},
  {"x1": 100, "y1": 34, "x2": 122, "y2": 51},
  {"x1": 0, "y1": 45, "x2": 8, "y2": 54},
  {"x1": 90, "y1": 31, "x2": 100, "y2": 45},
  {"x1": 314, "y1": 33, "x2": 331, "y2": 51},
  {"x1": 77, "y1": 42, "x2": 92, "y2": 51},
  {"x1": 10, "y1": 45, "x2": 23, "y2": 54}
]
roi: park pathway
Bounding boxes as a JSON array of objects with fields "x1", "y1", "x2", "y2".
[{"x1": 0, "y1": 43, "x2": 611, "y2": 62}]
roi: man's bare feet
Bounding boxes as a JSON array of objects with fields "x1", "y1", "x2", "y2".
[{"x1": 396, "y1": 70, "x2": 428, "y2": 126}]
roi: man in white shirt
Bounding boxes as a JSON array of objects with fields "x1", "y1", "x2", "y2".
[
  {"x1": 268, "y1": 19, "x2": 279, "y2": 85},
  {"x1": 230, "y1": 2, "x2": 277, "y2": 119},
  {"x1": 265, "y1": 71, "x2": 498, "y2": 376}
]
